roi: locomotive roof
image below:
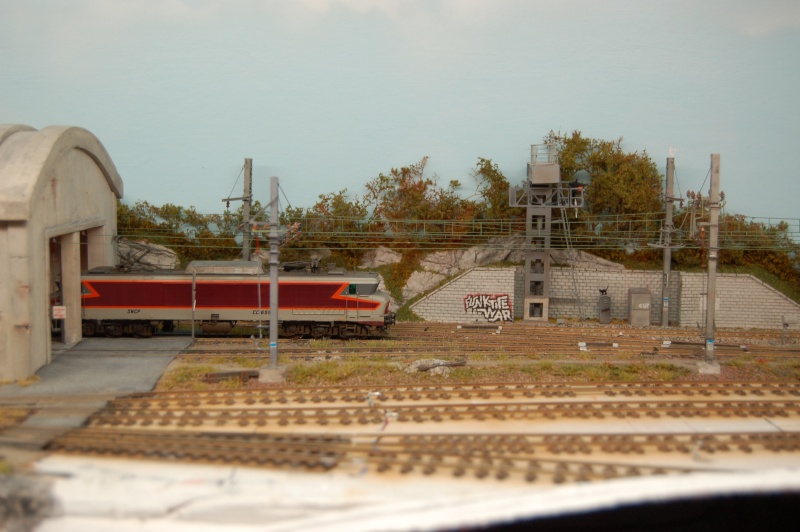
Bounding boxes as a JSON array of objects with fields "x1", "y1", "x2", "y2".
[
  {"x1": 86, "y1": 261, "x2": 380, "y2": 281},
  {"x1": 185, "y1": 260, "x2": 263, "y2": 275}
]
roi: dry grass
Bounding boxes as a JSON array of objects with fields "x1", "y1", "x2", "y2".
[
  {"x1": 155, "y1": 354, "x2": 708, "y2": 391},
  {"x1": 154, "y1": 340, "x2": 799, "y2": 391},
  {"x1": 157, "y1": 364, "x2": 218, "y2": 391}
]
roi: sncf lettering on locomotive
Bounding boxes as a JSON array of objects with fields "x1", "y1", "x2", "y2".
[{"x1": 127, "y1": 309, "x2": 141, "y2": 314}]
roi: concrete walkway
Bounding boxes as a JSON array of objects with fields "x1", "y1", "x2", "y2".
[
  {"x1": 0, "y1": 337, "x2": 191, "y2": 530},
  {"x1": 0, "y1": 337, "x2": 189, "y2": 460},
  {"x1": 0, "y1": 337, "x2": 189, "y2": 398}
]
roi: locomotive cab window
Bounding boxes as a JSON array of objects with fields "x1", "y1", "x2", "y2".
[{"x1": 342, "y1": 283, "x2": 378, "y2": 296}]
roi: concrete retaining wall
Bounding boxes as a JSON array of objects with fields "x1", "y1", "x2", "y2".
[
  {"x1": 547, "y1": 268, "x2": 680, "y2": 325},
  {"x1": 411, "y1": 268, "x2": 517, "y2": 323},
  {"x1": 677, "y1": 273, "x2": 799, "y2": 329},
  {"x1": 410, "y1": 266, "x2": 800, "y2": 328}
]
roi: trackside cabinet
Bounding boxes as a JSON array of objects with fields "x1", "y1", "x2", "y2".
[{"x1": 628, "y1": 288, "x2": 651, "y2": 326}]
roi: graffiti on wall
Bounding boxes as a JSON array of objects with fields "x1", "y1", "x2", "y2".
[{"x1": 464, "y1": 293, "x2": 513, "y2": 322}]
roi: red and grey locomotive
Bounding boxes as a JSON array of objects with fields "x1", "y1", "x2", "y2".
[{"x1": 80, "y1": 260, "x2": 395, "y2": 338}]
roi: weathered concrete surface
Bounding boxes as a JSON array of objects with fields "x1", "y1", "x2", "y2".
[
  {"x1": 402, "y1": 270, "x2": 445, "y2": 301},
  {"x1": 359, "y1": 246, "x2": 402, "y2": 269},
  {"x1": 0, "y1": 125, "x2": 123, "y2": 382},
  {"x1": 698, "y1": 360, "x2": 722, "y2": 375},
  {"x1": 419, "y1": 236, "x2": 526, "y2": 276},
  {"x1": 395, "y1": 238, "x2": 623, "y2": 304},
  {"x1": 29, "y1": 455, "x2": 800, "y2": 532},
  {"x1": 0, "y1": 474, "x2": 54, "y2": 532},
  {"x1": 0, "y1": 337, "x2": 187, "y2": 398},
  {"x1": 117, "y1": 240, "x2": 178, "y2": 271},
  {"x1": 0, "y1": 337, "x2": 188, "y2": 531},
  {"x1": 0, "y1": 337, "x2": 189, "y2": 470},
  {"x1": 258, "y1": 364, "x2": 287, "y2": 384}
]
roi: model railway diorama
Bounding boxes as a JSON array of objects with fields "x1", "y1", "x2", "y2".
[{"x1": 77, "y1": 260, "x2": 395, "y2": 339}]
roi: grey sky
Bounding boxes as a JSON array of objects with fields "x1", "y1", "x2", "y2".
[{"x1": 2, "y1": 0, "x2": 799, "y2": 219}]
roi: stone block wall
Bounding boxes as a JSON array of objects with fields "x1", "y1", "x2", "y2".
[
  {"x1": 677, "y1": 273, "x2": 799, "y2": 329},
  {"x1": 545, "y1": 267, "x2": 680, "y2": 325},
  {"x1": 411, "y1": 268, "x2": 517, "y2": 323},
  {"x1": 410, "y1": 266, "x2": 800, "y2": 328}
]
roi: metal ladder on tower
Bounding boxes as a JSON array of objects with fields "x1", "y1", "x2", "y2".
[{"x1": 560, "y1": 205, "x2": 585, "y2": 320}]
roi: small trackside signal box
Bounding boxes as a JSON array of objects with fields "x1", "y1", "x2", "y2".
[{"x1": 628, "y1": 288, "x2": 651, "y2": 326}]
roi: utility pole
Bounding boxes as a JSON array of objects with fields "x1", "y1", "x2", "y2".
[
  {"x1": 221, "y1": 158, "x2": 253, "y2": 261},
  {"x1": 661, "y1": 158, "x2": 675, "y2": 327},
  {"x1": 242, "y1": 158, "x2": 252, "y2": 261},
  {"x1": 239, "y1": 175, "x2": 280, "y2": 360},
  {"x1": 705, "y1": 154, "x2": 721, "y2": 363},
  {"x1": 255, "y1": 174, "x2": 287, "y2": 384},
  {"x1": 269, "y1": 176, "x2": 279, "y2": 368}
]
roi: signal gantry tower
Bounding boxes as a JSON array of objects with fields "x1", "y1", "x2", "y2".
[{"x1": 510, "y1": 143, "x2": 585, "y2": 321}]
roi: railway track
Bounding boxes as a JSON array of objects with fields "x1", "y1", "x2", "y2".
[
  {"x1": 86, "y1": 400, "x2": 800, "y2": 431},
  {"x1": 105, "y1": 380, "x2": 800, "y2": 406},
  {"x1": 166, "y1": 323, "x2": 800, "y2": 357},
  {"x1": 6, "y1": 323, "x2": 798, "y2": 488},
  {"x1": 44, "y1": 381, "x2": 800, "y2": 485},
  {"x1": 46, "y1": 428, "x2": 800, "y2": 484},
  {"x1": 180, "y1": 321, "x2": 800, "y2": 362}
]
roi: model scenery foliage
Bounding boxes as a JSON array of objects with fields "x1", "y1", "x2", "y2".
[{"x1": 117, "y1": 131, "x2": 800, "y2": 294}]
